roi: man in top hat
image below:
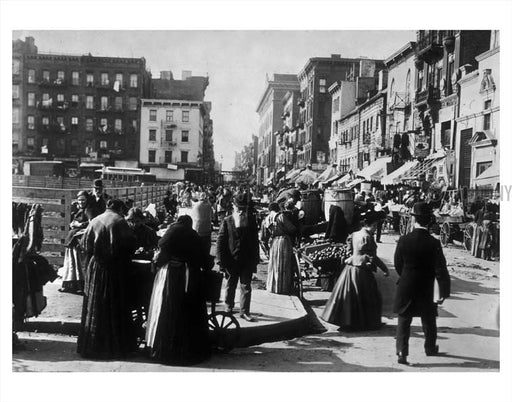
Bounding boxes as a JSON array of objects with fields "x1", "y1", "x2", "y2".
[
  {"x1": 87, "y1": 179, "x2": 111, "y2": 219},
  {"x1": 393, "y1": 201, "x2": 451, "y2": 364},
  {"x1": 216, "y1": 192, "x2": 260, "y2": 322}
]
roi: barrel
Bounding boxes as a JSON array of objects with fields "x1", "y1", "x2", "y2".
[
  {"x1": 323, "y1": 188, "x2": 354, "y2": 224},
  {"x1": 300, "y1": 190, "x2": 322, "y2": 225}
]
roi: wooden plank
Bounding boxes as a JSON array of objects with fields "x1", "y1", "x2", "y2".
[
  {"x1": 12, "y1": 196, "x2": 64, "y2": 206},
  {"x1": 41, "y1": 243, "x2": 66, "y2": 252},
  {"x1": 40, "y1": 255, "x2": 64, "y2": 266},
  {"x1": 12, "y1": 187, "x2": 67, "y2": 199},
  {"x1": 43, "y1": 231, "x2": 67, "y2": 242},
  {"x1": 42, "y1": 216, "x2": 66, "y2": 226}
]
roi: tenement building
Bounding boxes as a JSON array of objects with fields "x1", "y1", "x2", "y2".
[
  {"x1": 297, "y1": 55, "x2": 384, "y2": 169},
  {"x1": 139, "y1": 98, "x2": 208, "y2": 182},
  {"x1": 12, "y1": 37, "x2": 151, "y2": 172},
  {"x1": 256, "y1": 74, "x2": 299, "y2": 185}
]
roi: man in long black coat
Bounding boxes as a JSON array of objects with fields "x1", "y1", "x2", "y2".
[
  {"x1": 216, "y1": 192, "x2": 260, "y2": 322},
  {"x1": 393, "y1": 202, "x2": 451, "y2": 364}
]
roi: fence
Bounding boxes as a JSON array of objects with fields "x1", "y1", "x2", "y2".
[
  {"x1": 12, "y1": 175, "x2": 151, "y2": 189},
  {"x1": 12, "y1": 184, "x2": 171, "y2": 267}
]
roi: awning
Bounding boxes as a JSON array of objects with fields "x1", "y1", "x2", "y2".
[
  {"x1": 347, "y1": 178, "x2": 364, "y2": 188},
  {"x1": 356, "y1": 157, "x2": 391, "y2": 181},
  {"x1": 315, "y1": 165, "x2": 338, "y2": 183},
  {"x1": 401, "y1": 155, "x2": 445, "y2": 181},
  {"x1": 285, "y1": 168, "x2": 302, "y2": 181},
  {"x1": 294, "y1": 168, "x2": 318, "y2": 185},
  {"x1": 324, "y1": 172, "x2": 347, "y2": 185},
  {"x1": 381, "y1": 161, "x2": 419, "y2": 185},
  {"x1": 474, "y1": 163, "x2": 499, "y2": 187},
  {"x1": 333, "y1": 173, "x2": 352, "y2": 186}
]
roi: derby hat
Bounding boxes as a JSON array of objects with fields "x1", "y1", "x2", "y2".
[
  {"x1": 410, "y1": 201, "x2": 432, "y2": 217},
  {"x1": 93, "y1": 179, "x2": 104, "y2": 188},
  {"x1": 233, "y1": 193, "x2": 249, "y2": 208}
]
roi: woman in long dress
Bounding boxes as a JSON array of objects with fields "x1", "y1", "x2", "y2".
[
  {"x1": 59, "y1": 191, "x2": 92, "y2": 294},
  {"x1": 266, "y1": 200, "x2": 299, "y2": 295},
  {"x1": 321, "y1": 210, "x2": 389, "y2": 330},
  {"x1": 145, "y1": 215, "x2": 214, "y2": 365},
  {"x1": 77, "y1": 199, "x2": 137, "y2": 359}
]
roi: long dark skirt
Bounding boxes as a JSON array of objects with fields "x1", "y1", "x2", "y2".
[
  {"x1": 77, "y1": 256, "x2": 137, "y2": 359},
  {"x1": 321, "y1": 264, "x2": 382, "y2": 330},
  {"x1": 145, "y1": 262, "x2": 211, "y2": 365}
]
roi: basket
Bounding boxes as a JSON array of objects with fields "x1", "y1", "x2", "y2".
[{"x1": 203, "y1": 270, "x2": 224, "y2": 303}]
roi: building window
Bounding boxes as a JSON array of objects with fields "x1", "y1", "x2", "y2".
[
  {"x1": 149, "y1": 109, "x2": 157, "y2": 121},
  {"x1": 86, "y1": 73, "x2": 94, "y2": 86},
  {"x1": 165, "y1": 129, "x2": 173, "y2": 141},
  {"x1": 57, "y1": 94, "x2": 65, "y2": 102},
  {"x1": 182, "y1": 110, "x2": 189, "y2": 122},
  {"x1": 484, "y1": 99, "x2": 492, "y2": 110},
  {"x1": 483, "y1": 113, "x2": 491, "y2": 130},
  {"x1": 319, "y1": 78, "x2": 326, "y2": 93},
  {"x1": 12, "y1": 85, "x2": 20, "y2": 99},
  {"x1": 115, "y1": 73, "x2": 123, "y2": 87},
  {"x1": 100, "y1": 140, "x2": 107, "y2": 149},
  {"x1": 130, "y1": 74, "x2": 138, "y2": 88},
  {"x1": 71, "y1": 71, "x2": 79, "y2": 85},
  {"x1": 13, "y1": 59, "x2": 20, "y2": 75},
  {"x1": 27, "y1": 115, "x2": 35, "y2": 130},
  {"x1": 165, "y1": 151, "x2": 172, "y2": 163},
  {"x1": 71, "y1": 94, "x2": 79, "y2": 106},
  {"x1": 27, "y1": 138, "x2": 35, "y2": 146},
  {"x1": 85, "y1": 118, "x2": 93, "y2": 131},
  {"x1": 115, "y1": 97, "x2": 123, "y2": 111},
  {"x1": 115, "y1": 119, "x2": 122, "y2": 132},
  {"x1": 12, "y1": 107, "x2": 20, "y2": 124},
  {"x1": 132, "y1": 120, "x2": 137, "y2": 131},
  {"x1": 57, "y1": 70, "x2": 65, "y2": 81},
  {"x1": 71, "y1": 117, "x2": 78, "y2": 127},
  {"x1": 181, "y1": 130, "x2": 189, "y2": 142},
  {"x1": 100, "y1": 73, "x2": 108, "y2": 85},
  {"x1": 129, "y1": 97, "x2": 137, "y2": 110},
  {"x1": 100, "y1": 96, "x2": 108, "y2": 110},
  {"x1": 166, "y1": 110, "x2": 173, "y2": 122},
  {"x1": 86, "y1": 96, "x2": 94, "y2": 109},
  {"x1": 181, "y1": 151, "x2": 188, "y2": 163},
  {"x1": 148, "y1": 150, "x2": 156, "y2": 163},
  {"x1": 149, "y1": 129, "x2": 156, "y2": 141},
  {"x1": 57, "y1": 116, "x2": 65, "y2": 127},
  {"x1": 42, "y1": 117, "x2": 49, "y2": 126},
  {"x1": 476, "y1": 161, "x2": 492, "y2": 177},
  {"x1": 28, "y1": 69, "x2": 36, "y2": 83}
]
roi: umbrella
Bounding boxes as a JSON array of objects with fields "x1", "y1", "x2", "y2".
[{"x1": 294, "y1": 168, "x2": 318, "y2": 185}]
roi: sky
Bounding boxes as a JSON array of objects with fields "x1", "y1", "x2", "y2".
[{"x1": 13, "y1": 30, "x2": 416, "y2": 170}]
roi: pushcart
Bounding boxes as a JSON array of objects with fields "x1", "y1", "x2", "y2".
[
  {"x1": 294, "y1": 241, "x2": 348, "y2": 293},
  {"x1": 205, "y1": 270, "x2": 241, "y2": 353}
]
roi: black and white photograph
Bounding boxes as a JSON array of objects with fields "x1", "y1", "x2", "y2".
[{"x1": 2, "y1": 1, "x2": 511, "y2": 402}]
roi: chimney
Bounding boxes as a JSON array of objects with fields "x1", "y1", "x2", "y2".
[
  {"x1": 182, "y1": 70, "x2": 192, "y2": 80},
  {"x1": 378, "y1": 70, "x2": 388, "y2": 91},
  {"x1": 160, "y1": 71, "x2": 173, "y2": 80}
]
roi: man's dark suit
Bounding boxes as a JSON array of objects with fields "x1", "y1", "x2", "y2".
[
  {"x1": 216, "y1": 213, "x2": 259, "y2": 315},
  {"x1": 394, "y1": 227, "x2": 451, "y2": 356}
]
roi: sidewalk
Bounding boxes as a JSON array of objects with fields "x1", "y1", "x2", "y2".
[{"x1": 20, "y1": 266, "x2": 319, "y2": 348}]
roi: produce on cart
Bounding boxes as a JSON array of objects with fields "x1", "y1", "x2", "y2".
[{"x1": 295, "y1": 241, "x2": 352, "y2": 292}]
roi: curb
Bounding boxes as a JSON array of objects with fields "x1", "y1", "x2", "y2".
[{"x1": 19, "y1": 297, "x2": 327, "y2": 347}]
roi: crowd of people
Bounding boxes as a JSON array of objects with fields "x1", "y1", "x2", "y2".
[{"x1": 29, "y1": 173, "x2": 498, "y2": 366}]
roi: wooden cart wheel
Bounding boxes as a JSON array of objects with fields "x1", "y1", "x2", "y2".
[
  {"x1": 463, "y1": 223, "x2": 475, "y2": 252},
  {"x1": 208, "y1": 311, "x2": 241, "y2": 353},
  {"x1": 440, "y1": 222, "x2": 451, "y2": 247},
  {"x1": 399, "y1": 215, "x2": 408, "y2": 236}
]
